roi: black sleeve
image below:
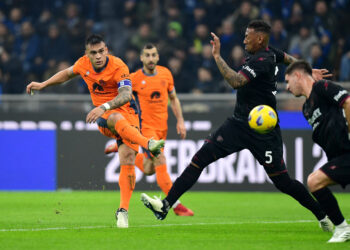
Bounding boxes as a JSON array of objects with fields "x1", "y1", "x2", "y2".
[
  {"x1": 268, "y1": 46, "x2": 284, "y2": 64},
  {"x1": 239, "y1": 58, "x2": 268, "y2": 82},
  {"x1": 314, "y1": 80, "x2": 350, "y2": 107}
]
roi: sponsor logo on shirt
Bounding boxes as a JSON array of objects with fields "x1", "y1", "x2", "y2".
[
  {"x1": 308, "y1": 108, "x2": 322, "y2": 129},
  {"x1": 242, "y1": 65, "x2": 256, "y2": 78},
  {"x1": 150, "y1": 91, "x2": 161, "y2": 99},
  {"x1": 333, "y1": 90, "x2": 347, "y2": 102}
]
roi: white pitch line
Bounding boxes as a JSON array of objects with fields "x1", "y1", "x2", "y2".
[
  {"x1": 136, "y1": 220, "x2": 315, "y2": 228},
  {"x1": 0, "y1": 225, "x2": 111, "y2": 232},
  {"x1": 0, "y1": 220, "x2": 316, "y2": 232}
]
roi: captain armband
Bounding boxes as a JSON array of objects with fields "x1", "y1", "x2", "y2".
[{"x1": 118, "y1": 79, "x2": 132, "y2": 89}]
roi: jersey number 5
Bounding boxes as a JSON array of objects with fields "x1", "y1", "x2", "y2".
[{"x1": 265, "y1": 151, "x2": 272, "y2": 164}]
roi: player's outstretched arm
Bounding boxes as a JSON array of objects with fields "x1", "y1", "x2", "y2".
[
  {"x1": 86, "y1": 86, "x2": 132, "y2": 123},
  {"x1": 283, "y1": 52, "x2": 332, "y2": 81},
  {"x1": 210, "y1": 32, "x2": 248, "y2": 89},
  {"x1": 169, "y1": 90, "x2": 186, "y2": 139},
  {"x1": 26, "y1": 66, "x2": 77, "y2": 94}
]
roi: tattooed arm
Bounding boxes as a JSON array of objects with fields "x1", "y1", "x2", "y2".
[
  {"x1": 86, "y1": 86, "x2": 132, "y2": 123},
  {"x1": 214, "y1": 56, "x2": 248, "y2": 89},
  {"x1": 210, "y1": 32, "x2": 248, "y2": 89},
  {"x1": 102, "y1": 86, "x2": 132, "y2": 110},
  {"x1": 283, "y1": 52, "x2": 298, "y2": 65}
]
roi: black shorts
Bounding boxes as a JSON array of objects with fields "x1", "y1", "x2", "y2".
[
  {"x1": 320, "y1": 153, "x2": 350, "y2": 188},
  {"x1": 206, "y1": 116, "x2": 286, "y2": 175}
]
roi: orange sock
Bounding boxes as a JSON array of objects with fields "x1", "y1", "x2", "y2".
[
  {"x1": 118, "y1": 165, "x2": 135, "y2": 210},
  {"x1": 135, "y1": 153, "x2": 144, "y2": 172},
  {"x1": 155, "y1": 164, "x2": 173, "y2": 195},
  {"x1": 115, "y1": 119, "x2": 149, "y2": 149}
]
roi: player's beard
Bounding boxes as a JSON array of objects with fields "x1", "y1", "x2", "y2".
[{"x1": 147, "y1": 63, "x2": 156, "y2": 72}]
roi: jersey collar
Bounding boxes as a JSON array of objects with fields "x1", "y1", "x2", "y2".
[{"x1": 142, "y1": 68, "x2": 157, "y2": 76}]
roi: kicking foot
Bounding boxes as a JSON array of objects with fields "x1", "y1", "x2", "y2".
[
  {"x1": 148, "y1": 139, "x2": 165, "y2": 157},
  {"x1": 328, "y1": 225, "x2": 350, "y2": 243},
  {"x1": 105, "y1": 143, "x2": 118, "y2": 154},
  {"x1": 116, "y1": 208, "x2": 128, "y2": 228},
  {"x1": 319, "y1": 216, "x2": 333, "y2": 232},
  {"x1": 140, "y1": 193, "x2": 169, "y2": 220},
  {"x1": 173, "y1": 204, "x2": 194, "y2": 216}
]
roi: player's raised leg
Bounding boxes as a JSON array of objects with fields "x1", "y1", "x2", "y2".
[{"x1": 107, "y1": 113, "x2": 164, "y2": 156}]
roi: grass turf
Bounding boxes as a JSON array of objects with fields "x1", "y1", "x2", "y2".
[{"x1": 0, "y1": 191, "x2": 349, "y2": 249}]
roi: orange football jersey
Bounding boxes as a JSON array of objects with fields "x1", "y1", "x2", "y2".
[
  {"x1": 131, "y1": 65, "x2": 174, "y2": 130},
  {"x1": 73, "y1": 55, "x2": 134, "y2": 113}
]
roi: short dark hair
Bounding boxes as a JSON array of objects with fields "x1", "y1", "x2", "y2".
[
  {"x1": 285, "y1": 60, "x2": 312, "y2": 76},
  {"x1": 247, "y1": 20, "x2": 271, "y2": 34},
  {"x1": 142, "y1": 43, "x2": 157, "y2": 51},
  {"x1": 85, "y1": 34, "x2": 105, "y2": 46}
]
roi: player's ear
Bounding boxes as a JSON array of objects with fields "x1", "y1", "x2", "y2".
[
  {"x1": 140, "y1": 53, "x2": 144, "y2": 62},
  {"x1": 295, "y1": 71, "x2": 302, "y2": 80}
]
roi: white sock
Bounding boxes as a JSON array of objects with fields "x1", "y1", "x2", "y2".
[
  {"x1": 336, "y1": 220, "x2": 348, "y2": 228},
  {"x1": 319, "y1": 216, "x2": 327, "y2": 221},
  {"x1": 172, "y1": 200, "x2": 180, "y2": 208}
]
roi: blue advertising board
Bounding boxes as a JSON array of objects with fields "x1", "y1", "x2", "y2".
[
  {"x1": 0, "y1": 130, "x2": 56, "y2": 191},
  {"x1": 278, "y1": 111, "x2": 311, "y2": 130}
]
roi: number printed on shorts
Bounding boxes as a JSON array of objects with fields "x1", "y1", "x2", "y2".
[{"x1": 265, "y1": 151, "x2": 272, "y2": 164}]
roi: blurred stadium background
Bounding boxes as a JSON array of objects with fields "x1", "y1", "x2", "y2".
[{"x1": 1, "y1": 0, "x2": 350, "y2": 192}]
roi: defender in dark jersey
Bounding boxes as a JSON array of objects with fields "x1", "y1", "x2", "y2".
[
  {"x1": 286, "y1": 60, "x2": 350, "y2": 243},
  {"x1": 141, "y1": 20, "x2": 332, "y2": 231}
]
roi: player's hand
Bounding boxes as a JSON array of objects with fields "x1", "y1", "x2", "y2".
[
  {"x1": 177, "y1": 120, "x2": 186, "y2": 139},
  {"x1": 26, "y1": 82, "x2": 44, "y2": 94},
  {"x1": 312, "y1": 69, "x2": 332, "y2": 81},
  {"x1": 86, "y1": 107, "x2": 105, "y2": 123},
  {"x1": 210, "y1": 32, "x2": 221, "y2": 59}
]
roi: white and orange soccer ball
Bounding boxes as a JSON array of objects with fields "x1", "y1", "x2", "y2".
[{"x1": 248, "y1": 105, "x2": 277, "y2": 134}]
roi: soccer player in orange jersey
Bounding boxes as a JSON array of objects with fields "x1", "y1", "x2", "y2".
[
  {"x1": 26, "y1": 34, "x2": 165, "y2": 228},
  {"x1": 105, "y1": 43, "x2": 194, "y2": 216}
]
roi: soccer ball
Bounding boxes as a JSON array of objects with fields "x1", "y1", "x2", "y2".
[{"x1": 248, "y1": 105, "x2": 277, "y2": 134}]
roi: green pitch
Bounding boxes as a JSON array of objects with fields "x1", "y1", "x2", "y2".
[{"x1": 0, "y1": 191, "x2": 349, "y2": 250}]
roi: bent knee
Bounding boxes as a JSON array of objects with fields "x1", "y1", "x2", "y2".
[
  {"x1": 107, "y1": 113, "x2": 124, "y2": 127},
  {"x1": 143, "y1": 158, "x2": 155, "y2": 175},
  {"x1": 307, "y1": 171, "x2": 327, "y2": 192},
  {"x1": 143, "y1": 168, "x2": 155, "y2": 175},
  {"x1": 119, "y1": 148, "x2": 136, "y2": 165}
]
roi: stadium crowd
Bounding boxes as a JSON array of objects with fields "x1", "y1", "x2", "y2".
[{"x1": 0, "y1": 0, "x2": 350, "y2": 94}]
